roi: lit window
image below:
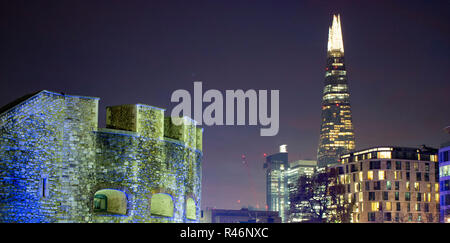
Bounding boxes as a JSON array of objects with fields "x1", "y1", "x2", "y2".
[
  {"x1": 415, "y1": 203, "x2": 421, "y2": 211},
  {"x1": 378, "y1": 151, "x2": 392, "y2": 159},
  {"x1": 359, "y1": 171, "x2": 363, "y2": 182},
  {"x1": 441, "y1": 165, "x2": 450, "y2": 177},
  {"x1": 378, "y1": 170, "x2": 385, "y2": 180},
  {"x1": 430, "y1": 155, "x2": 437, "y2": 162},
  {"x1": 414, "y1": 182, "x2": 420, "y2": 191},
  {"x1": 371, "y1": 202, "x2": 379, "y2": 211},
  {"x1": 386, "y1": 202, "x2": 392, "y2": 211},
  {"x1": 368, "y1": 171, "x2": 374, "y2": 180}
]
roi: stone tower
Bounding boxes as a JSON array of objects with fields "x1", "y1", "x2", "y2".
[{"x1": 0, "y1": 90, "x2": 202, "y2": 222}]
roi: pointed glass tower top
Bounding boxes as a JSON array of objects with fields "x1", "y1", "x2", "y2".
[{"x1": 327, "y1": 14, "x2": 344, "y2": 53}]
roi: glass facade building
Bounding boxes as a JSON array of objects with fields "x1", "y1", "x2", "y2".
[
  {"x1": 286, "y1": 160, "x2": 317, "y2": 222},
  {"x1": 264, "y1": 146, "x2": 289, "y2": 222},
  {"x1": 317, "y1": 14, "x2": 355, "y2": 167},
  {"x1": 439, "y1": 126, "x2": 450, "y2": 222}
]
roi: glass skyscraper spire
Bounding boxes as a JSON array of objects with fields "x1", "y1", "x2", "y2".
[{"x1": 317, "y1": 14, "x2": 355, "y2": 167}]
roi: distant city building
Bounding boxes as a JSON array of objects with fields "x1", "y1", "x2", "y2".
[
  {"x1": 0, "y1": 90, "x2": 203, "y2": 222},
  {"x1": 286, "y1": 160, "x2": 317, "y2": 222},
  {"x1": 200, "y1": 207, "x2": 281, "y2": 223},
  {"x1": 317, "y1": 14, "x2": 355, "y2": 167},
  {"x1": 332, "y1": 146, "x2": 440, "y2": 223},
  {"x1": 439, "y1": 126, "x2": 450, "y2": 222},
  {"x1": 264, "y1": 145, "x2": 289, "y2": 222}
]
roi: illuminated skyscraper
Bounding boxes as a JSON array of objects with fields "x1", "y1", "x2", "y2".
[{"x1": 317, "y1": 14, "x2": 355, "y2": 167}]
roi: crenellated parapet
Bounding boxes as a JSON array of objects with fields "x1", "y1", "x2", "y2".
[{"x1": 106, "y1": 104, "x2": 202, "y2": 152}]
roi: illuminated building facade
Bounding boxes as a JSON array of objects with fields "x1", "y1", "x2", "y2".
[
  {"x1": 439, "y1": 126, "x2": 450, "y2": 222},
  {"x1": 332, "y1": 146, "x2": 440, "y2": 223},
  {"x1": 0, "y1": 90, "x2": 202, "y2": 223},
  {"x1": 317, "y1": 14, "x2": 355, "y2": 167},
  {"x1": 286, "y1": 160, "x2": 317, "y2": 222},
  {"x1": 264, "y1": 145, "x2": 289, "y2": 222}
]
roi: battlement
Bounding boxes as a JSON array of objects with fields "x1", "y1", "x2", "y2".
[{"x1": 106, "y1": 104, "x2": 202, "y2": 151}]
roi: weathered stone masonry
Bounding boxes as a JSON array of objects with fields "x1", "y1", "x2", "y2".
[{"x1": 0, "y1": 90, "x2": 202, "y2": 222}]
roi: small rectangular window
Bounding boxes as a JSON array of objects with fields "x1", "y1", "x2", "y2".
[
  {"x1": 405, "y1": 192, "x2": 410, "y2": 201},
  {"x1": 416, "y1": 172, "x2": 422, "y2": 181},
  {"x1": 41, "y1": 177, "x2": 48, "y2": 198},
  {"x1": 374, "y1": 181, "x2": 381, "y2": 190},
  {"x1": 395, "y1": 161, "x2": 402, "y2": 170}
]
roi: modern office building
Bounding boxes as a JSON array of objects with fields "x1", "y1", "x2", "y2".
[
  {"x1": 264, "y1": 145, "x2": 289, "y2": 222},
  {"x1": 286, "y1": 160, "x2": 317, "y2": 222},
  {"x1": 287, "y1": 160, "x2": 317, "y2": 194},
  {"x1": 317, "y1": 14, "x2": 355, "y2": 167},
  {"x1": 439, "y1": 126, "x2": 450, "y2": 222},
  {"x1": 200, "y1": 207, "x2": 281, "y2": 223},
  {"x1": 332, "y1": 146, "x2": 439, "y2": 223}
]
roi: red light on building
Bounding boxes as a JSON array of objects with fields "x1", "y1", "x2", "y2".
[{"x1": 263, "y1": 153, "x2": 267, "y2": 157}]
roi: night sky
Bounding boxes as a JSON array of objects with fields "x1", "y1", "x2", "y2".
[{"x1": 1, "y1": 0, "x2": 449, "y2": 210}]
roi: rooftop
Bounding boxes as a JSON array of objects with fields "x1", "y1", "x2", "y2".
[{"x1": 339, "y1": 145, "x2": 438, "y2": 163}]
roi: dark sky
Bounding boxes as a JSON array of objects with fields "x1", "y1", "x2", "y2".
[{"x1": 1, "y1": 0, "x2": 449, "y2": 210}]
